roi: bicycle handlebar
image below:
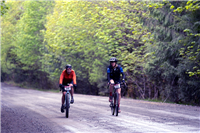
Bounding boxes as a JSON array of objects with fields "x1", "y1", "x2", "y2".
[{"x1": 107, "y1": 82, "x2": 127, "y2": 88}]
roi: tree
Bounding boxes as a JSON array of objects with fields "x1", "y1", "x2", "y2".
[
  {"x1": 144, "y1": 1, "x2": 200, "y2": 105},
  {"x1": 1, "y1": 1, "x2": 24, "y2": 81}
]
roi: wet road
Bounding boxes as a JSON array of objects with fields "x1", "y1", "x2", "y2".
[{"x1": 1, "y1": 83, "x2": 200, "y2": 133}]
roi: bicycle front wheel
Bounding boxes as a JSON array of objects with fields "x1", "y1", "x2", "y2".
[
  {"x1": 65, "y1": 94, "x2": 69, "y2": 118},
  {"x1": 115, "y1": 93, "x2": 119, "y2": 116},
  {"x1": 110, "y1": 102, "x2": 115, "y2": 115}
]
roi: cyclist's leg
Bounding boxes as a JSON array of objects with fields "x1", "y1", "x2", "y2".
[
  {"x1": 61, "y1": 91, "x2": 66, "y2": 113},
  {"x1": 69, "y1": 83, "x2": 74, "y2": 97},
  {"x1": 117, "y1": 87, "x2": 121, "y2": 112},
  {"x1": 62, "y1": 91, "x2": 67, "y2": 105},
  {"x1": 109, "y1": 79, "x2": 114, "y2": 102},
  {"x1": 69, "y1": 81, "x2": 74, "y2": 103}
]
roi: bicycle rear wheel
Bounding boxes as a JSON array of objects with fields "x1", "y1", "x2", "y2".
[
  {"x1": 115, "y1": 93, "x2": 119, "y2": 116},
  {"x1": 65, "y1": 94, "x2": 69, "y2": 118},
  {"x1": 112, "y1": 105, "x2": 115, "y2": 115},
  {"x1": 110, "y1": 102, "x2": 113, "y2": 115},
  {"x1": 112, "y1": 94, "x2": 117, "y2": 115}
]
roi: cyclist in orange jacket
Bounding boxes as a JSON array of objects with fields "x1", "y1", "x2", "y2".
[{"x1": 59, "y1": 64, "x2": 77, "y2": 113}]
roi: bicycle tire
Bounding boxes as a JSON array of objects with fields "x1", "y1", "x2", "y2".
[
  {"x1": 65, "y1": 93, "x2": 69, "y2": 118},
  {"x1": 113, "y1": 93, "x2": 116, "y2": 115},
  {"x1": 110, "y1": 102, "x2": 114, "y2": 115},
  {"x1": 112, "y1": 105, "x2": 115, "y2": 115},
  {"x1": 115, "y1": 93, "x2": 119, "y2": 116}
]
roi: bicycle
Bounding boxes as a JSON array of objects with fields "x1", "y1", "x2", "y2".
[
  {"x1": 108, "y1": 83, "x2": 120, "y2": 116},
  {"x1": 109, "y1": 82, "x2": 127, "y2": 116},
  {"x1": 61, "y1": 84, "x2": 72, "y2": 118}
]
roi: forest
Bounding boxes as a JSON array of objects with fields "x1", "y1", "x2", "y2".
[{"x1": 1, "y1": 0, "x2": 200, "y2": 105}]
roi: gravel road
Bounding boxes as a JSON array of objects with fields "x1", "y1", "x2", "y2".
[{"x1": 1, "y1": 82, "x2": 200, "y2": 133}]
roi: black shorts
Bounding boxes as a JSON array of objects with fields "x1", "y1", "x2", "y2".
[
  {"x1": 63, "y1": 81, "x2": 73, "y2": 86},
  {"x1": 111, "y1": 79, "x2": 120, "y2": 84}
]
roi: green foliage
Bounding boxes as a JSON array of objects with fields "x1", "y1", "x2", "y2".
[
  {"x1": 14, "y1": 1, "x2": 54, "y2": 70},
  {"x1": 1, "y1": 0, "x2": 9, "y2": 16},
  {"x1": 1, "y1": 0, "x2": 199, "y2": 105},
  {"x1": 1, "y1": 1, "x2": 55, "y2": 89},
  {"x1": 144, "y1": 1, "x2": 200, "y2": 105},
  {"x1": 1, "y1": 1, "x2": 24, "y2": 81},
  {"x1": 43, "y1": 1, "x2": 152, "y2": 95}
]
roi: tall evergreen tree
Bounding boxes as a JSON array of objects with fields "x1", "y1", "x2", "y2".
[{"x1": 144, "y1": 1, "x2": 200, "y2": 104}]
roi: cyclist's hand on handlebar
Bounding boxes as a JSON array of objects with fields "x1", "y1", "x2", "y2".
[
  {"x1": 59, "y1": 84, "x2": 64, "y2": 88},
  {"x1": 74, "y1": 84, "x2": 77, "y2": 89},
  {"x1": 122, "y1": 79, "x2": 127, "y2": 86},
  {"x1": 122, "y1": 80, "x2": 126, "y2": 84},
  {"x1": 74, "y1": 84, "x2": 77, "y2": 92},
  {"x1": 59, "y1": 84, "x2": 64, "y2": 91}
]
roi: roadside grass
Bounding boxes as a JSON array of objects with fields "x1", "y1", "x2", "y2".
[
  {"x1": 143, "y1": 99, "x2": 174, "y2": 104},
  {"x1": 142, "y1": 98, "x2": 196, "y2": 106},
  {"x1": 4, "y1": 81, "x2": 60, "y2": 93}
]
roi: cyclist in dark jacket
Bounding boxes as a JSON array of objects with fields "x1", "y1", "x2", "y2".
[{"x1": 107, "y1": 57, "x2": 125, "y2": 113}]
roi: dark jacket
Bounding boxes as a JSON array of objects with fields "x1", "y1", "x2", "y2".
[{"x1": 107, "y1": 64, "x2": 125, "y2": 83}]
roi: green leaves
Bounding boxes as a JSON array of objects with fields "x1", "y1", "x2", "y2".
[
  {"x1": 13, "y1": 1, "x2": 54, "y2": 70},
  {"x1": 42, "y1": 1, "x2": 153, "y2": 95},
  {"x1": 1, "y1": 0, "x2": 199, "y2": 104},
  {"x1": 1, "y1": 0, "x2": 9, "y2": 16},
  {"x1": 144, "y1": 1, "x2": 200, "y2": 104}
]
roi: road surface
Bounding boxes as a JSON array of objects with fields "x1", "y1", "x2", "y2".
[{"x1": 1, "y1": 83, "x2": 200, "y2": 133}]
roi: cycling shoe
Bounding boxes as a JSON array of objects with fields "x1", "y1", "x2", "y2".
[
  {"x1": 61, "y1": 105, "x2": 64, "y2": 113},
  {"x1": 70, "y1": 98, "x2": 74, "y2": 104},
  {"x1": 109, "y1": 96, "x2": 113, "y2": 102},
  {"x1": 118, "y1": 107, "x2": 121, "y2": 113}
]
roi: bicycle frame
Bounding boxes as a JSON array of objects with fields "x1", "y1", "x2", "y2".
[
  {"x1": 63, "y1": 85, "x2": 71, "y2": 118},
  {"x1": 109, "y1": 83, "x2": 120, "y2": 116},
  {"x1": 113, "y1": 84, "x2": 120, "y2": 102},
  {"x1": 64, "y1": 86, "x2": 71, "y2": 108}
]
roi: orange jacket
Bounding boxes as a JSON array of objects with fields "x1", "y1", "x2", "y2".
[{"x1": 59, "y1": 69, "x2": 77, "y2": 85}]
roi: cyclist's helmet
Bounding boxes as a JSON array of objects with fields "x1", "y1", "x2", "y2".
[
  {"x1": 66, "y1": 64, "x2": 72, "y2": 69},
  {"x1": 109, "y1": 57, "x2": 117, "y2": 62}
]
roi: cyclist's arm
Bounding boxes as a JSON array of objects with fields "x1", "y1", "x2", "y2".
[
  {"x1": 72, "y1": 70, "x2": 77, "y2": 85},
  {"x1": 59, "y1": 70, "x2": 65, "y2": 90},
  {"x1": 107, "y1": 67, "x2": 111, "y2": 82},
  {"x1": 120, "y1": 67, "x2": 125, "y2": 81},
  {"x1": 59, "y1": 70, "x2": 65, "y2": 85}
]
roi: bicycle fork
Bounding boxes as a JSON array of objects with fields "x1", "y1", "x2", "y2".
[{"x1": 64, "y1": 91, "x2": 71, "y2": 108}]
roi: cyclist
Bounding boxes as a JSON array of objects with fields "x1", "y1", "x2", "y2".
[
  {"x1": 107, "y1": 57, "x2": 125, "y2": 113},
  {"x1": 59, "y1": 64, "x2": 77, "y2": 113}
]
